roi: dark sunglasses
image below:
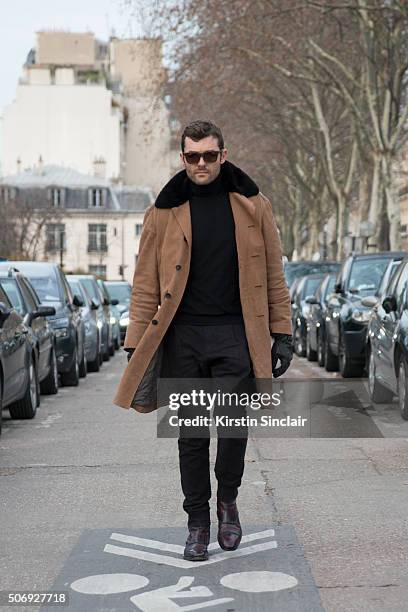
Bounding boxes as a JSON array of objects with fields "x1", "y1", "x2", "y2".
[{"x1": 183, "y1": 150, "x2": 222, "y2": 164}]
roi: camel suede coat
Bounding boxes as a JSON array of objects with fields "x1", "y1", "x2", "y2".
[{"x1": 113, "y1": 161, "x2": 292, "y2": 412}]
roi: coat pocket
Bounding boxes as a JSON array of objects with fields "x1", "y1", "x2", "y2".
[{"x1": 130, "y1": 344, "x2": 164, "y2": 411}]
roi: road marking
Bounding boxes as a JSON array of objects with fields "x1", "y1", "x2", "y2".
[
  {"x1": 71, "y1": 572, "x2": 149, "y2": 594},
  {"x1": 108, "y1": 528, "x2": 276, "y2": 554},
  {"x1": 220, "y1": 570, "x2": 298, "y2": 592},
  {"x1": 104, "y1": 539, "x2": 278, "y2": 569}
]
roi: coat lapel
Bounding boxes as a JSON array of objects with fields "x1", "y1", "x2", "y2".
[{"x1": 172, "y1": 201, "x2": 192, "y2": 245}]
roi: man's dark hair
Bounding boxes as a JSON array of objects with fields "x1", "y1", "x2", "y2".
[{"x1": 181, "y1": 120, "x2": 224, "y2": 152}]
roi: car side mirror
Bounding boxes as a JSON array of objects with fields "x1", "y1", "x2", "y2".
[
  {"x1": 73, "y1": 294, "x2": 84, "y2": 307},
  {"x1": 0, "y1": 302, "x2": 12, "y2": 325},
  {"x1": 90, "y1": 298, "x2": 99, "y2": 310},
  {"x1": 30, "y1": 305, "x2": 56, "y2": 322},
  {"x1": 334, "y1": 282, "x2": 343, "y2": 294},
  {"x1": 382, "y1": 294, "x2": 397, "y2": 314},
  {"x1": 304, "y1": 295, "x2": 317, "y2": 304},
  {"x1": 110, "y1": 298, "x2": 119, "y2": 306}
]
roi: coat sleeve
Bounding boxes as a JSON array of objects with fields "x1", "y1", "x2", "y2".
[
  {"x1": 123, "y1": 205, "x2": 160, "y2": 349},
  {"x1": 259, "y1": 193, "x2": 293, "y2": 336}
]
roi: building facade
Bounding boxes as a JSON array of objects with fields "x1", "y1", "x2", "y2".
[
  {"x1": 0, "y1": 165, "x2": 153, "y2": 283},
  {"x1": 1, "y1": 31, "x2": 176, "y2": 194}
]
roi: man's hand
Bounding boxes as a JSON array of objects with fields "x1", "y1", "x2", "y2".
[
  {"x1": 271, "y1": 333, "x2": 293, "y2": 378},
  {"x1": 124, "y1": 347, "x2": 135, "y2": 362}
]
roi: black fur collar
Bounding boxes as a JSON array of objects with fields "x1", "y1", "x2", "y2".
[{"x1": 155, "y1": 160, "x2": 259, "y2": 208}]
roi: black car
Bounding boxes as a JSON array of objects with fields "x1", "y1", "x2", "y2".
[
  {"x1": 284, "y1": 260, "x2": 340, "y2": 289},
  {"x1": 325, "y1": 251, "x2": 406, "y2": 377},
  {"x1": 304, "y1": 273, "x2": 337, "y2": 365},
  {"x1": 291, "y1": 273, "x2": 327, "y2": 356},
  {"x1": 6, "y1": 261, "x2": 87, "y2": 386},
  {"x1": 0, "y1": 284, "x2": 39, "y2": 433},
  {"x1": 365, "y1": 256, "x2": 408, "y2": 419},
  {"x1": 0, "y1": 266, "x2": 58, "y2": 395}
]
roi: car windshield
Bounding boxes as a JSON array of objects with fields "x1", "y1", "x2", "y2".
[
  {"x1": 304, "y1": 277, "x2": 323, "y2": 297},
  {"x1": 68, "y1": 279, "x2": 88, "y2": 304},
  {"x1": 28, "y1": 276, "x2": 60, "y2": 303},
  {"x1": 106, "y1": 283, "x2": 131, "y2": 304},
  {"x1": 348, "y1": 258, "x2": 391, "y2": 296},
  {"x1": 79, "y1": 278, "x2": 101, "y2": 304},
  {"x1": 284, "y1": 263, "x2": 339, "y2": 287},
  {"x1": 324, "y1": 276, "x2": 336, "y2": 300},
  {"x1": 0, "y1": 279, "x2": 25, "y2": 314}
]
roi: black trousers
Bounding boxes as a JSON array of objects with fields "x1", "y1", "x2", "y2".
[{"x1": 162, "y1": 321, "x2": 253, "y2": 527}]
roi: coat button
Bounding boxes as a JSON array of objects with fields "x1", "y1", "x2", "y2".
[
  {"x1": 152, "y1": 319, "x2": 158, "y2": 325},
  {"x1": 164, "y1": 292, "x2": 172, "y2": 299},
  {"x1": 175, "y1": 264, "x2": 182, "y2": 270}
]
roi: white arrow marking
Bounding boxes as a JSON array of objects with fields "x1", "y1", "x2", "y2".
[
  {"x1": 108, "y1": 528, "x2": 276, "y2": 554},
  {"x1": 104, "y1": 540, "x2": 277, "y2": 568}
]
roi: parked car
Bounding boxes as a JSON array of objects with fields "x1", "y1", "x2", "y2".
[
  {"x1": 365, "y1": 256, "x2": 408, "y2": 419},
  {"x1": 6, "y1": 261, "x2": 87, "y2": 386},
  {"x1": 96, "y1": 279, "x2": 120, "y2": 353},
  {"x1": 73, "y1": 275, "x2": 111, "y2": 362},
  {"x1": 66, "y1": 276, "x2": 102, "y2": 372},
  {"x1": 0, "y1": 265, "x2": 58, "y2": 395},
  {"x1": 291, "y1": 273, "x2": 327, "y2": 356},
  {"x1": 0, "y1": 284, "x2": 40, "y2": 433},
  {"x1": 304, "y1": 273, "x2": 337, "y2": 365},
  {"x1": 325, "y1": 251, "x2": 406, "y2": 377},
  {"x1": 104, "y1": 280, "x2": 132, "y2": 344},
  {"x1": 284, "y1": 261, "x2": 340, "y2": 289}
]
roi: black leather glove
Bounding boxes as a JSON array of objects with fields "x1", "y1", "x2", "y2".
[
  {"x1": 124, "y1": 347, "x2": 135, "y2": 362},
  {"x1": 271, "y1": 333, "x2": 293, "y2": 378}
]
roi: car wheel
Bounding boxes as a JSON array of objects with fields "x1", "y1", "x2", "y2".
[
  {"x1": 398, "y1": 359, "x2": 408, "y2": 420},
  {"x1": 324, "y1": 333, "x2": 339, "y2": 372},
  {"x1": 109, "y1": 339, "x2": 115, "y2": 357},
  {"x1": 79, "y1": 344, "x2": 87, "y2": 378},
  {"x1": 294, "y1": 323, "x2": 306, "y2": 357},
  {"x1": 8, "y1": 353, "x2": 38, "y2": 419},
  {"x1": 60, "y1": 347, "x2": 79, "y2": 387},
  {"x1": 317, "y1": 331, "x2": 325, "y2": 367},
  {"x1": 306, "y1": 330, "x2": 317, "y2": 361},
  {"x1": 40, "y1": 346, "x2": 59, "y2": 395},
  {"x1": 368, "y1": 347, "x2": 394, "y2": 403},
  {"x1": 338, "y1": 332, "x2": 364, "y2": 377}
]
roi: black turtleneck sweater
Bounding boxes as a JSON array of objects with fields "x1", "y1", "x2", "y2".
[{"x1": 173, "y1": 171, "x2": 244, "y2": 325}]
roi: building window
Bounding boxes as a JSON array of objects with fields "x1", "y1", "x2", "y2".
[
  {"x1": 88, "y1": 188, "x2": 105, "y2": 208},
  {"x1": 46, "y1": 223, "x2": 66, "y2": 251},
  {"x1": 89, "y1": 264, "x2": 107, "y2": 279},
  {"x1": 88, "y1": 224, "x2": 107, "y2": 252},
  {"x1": 51, "y1": 188, "x2": 64, "y2": 207},
  {"x1": 135, "y1": 223, "x2": 143, "y2": 236},
  {"x1": 1, "y1": 187, "x2": 16, "y2": 203}
]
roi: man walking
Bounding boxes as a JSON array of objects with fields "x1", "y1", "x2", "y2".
[{"x1": 114, "y1": 120, "x2": 293, "y2": 561}]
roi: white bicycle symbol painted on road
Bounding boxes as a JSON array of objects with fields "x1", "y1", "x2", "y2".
[{"x1": 70, "y1": 528, "x2": 298, "y2": 610}]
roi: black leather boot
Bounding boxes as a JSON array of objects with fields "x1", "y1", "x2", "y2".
[
  {"x1": 217, "y1": 498, "x2": 242, "y2": 551},
  {"x1": 183, "y1": 526, "x2": 210, "y2": 561}
]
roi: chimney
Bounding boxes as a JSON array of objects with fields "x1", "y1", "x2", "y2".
[{"x1": 93, "y1": 156, "x2": 106, "y2": 178}]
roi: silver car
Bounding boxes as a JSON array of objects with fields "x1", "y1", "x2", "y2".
[
  {"x1": 72, "y1": 275, "x2": 110, "y2": 362},
  {"x1": 66, "y1": 276, "x2": 102, "y2": 372}
]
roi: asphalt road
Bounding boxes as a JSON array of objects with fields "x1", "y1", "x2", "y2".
[{"x1": 1, "y1": 352, "x2": 408, "y2": 611}]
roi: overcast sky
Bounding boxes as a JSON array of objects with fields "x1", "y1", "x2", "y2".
[{"x1": 0, "y1": 0, "x2": 139, "y2": 112}]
